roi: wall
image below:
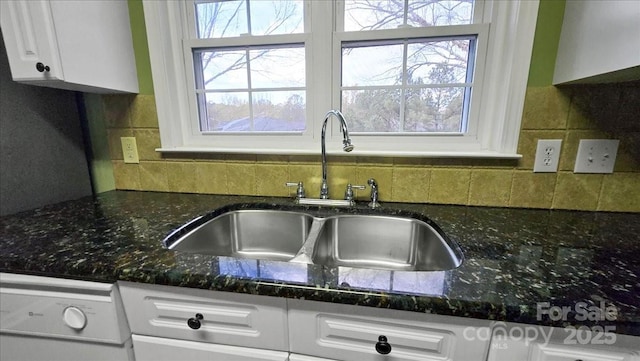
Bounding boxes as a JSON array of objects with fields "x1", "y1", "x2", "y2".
[
  {"x1": 0, "y1": 32, "x2": 93, "y2": 216},
  {"x1": 93, "y1": 0, "x2": 640, "y2": 213}
]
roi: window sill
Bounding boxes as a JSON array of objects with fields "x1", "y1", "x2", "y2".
[{"x1": 155, "y1": 147, "x2": 522, "y2": 159}]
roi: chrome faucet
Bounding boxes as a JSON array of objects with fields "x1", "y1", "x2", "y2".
[{"x1": 320, "y1": 110, "x2": 354, "y2": 199}]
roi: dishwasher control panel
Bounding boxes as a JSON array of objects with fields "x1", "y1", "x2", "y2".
[{"x1": 0, "y1": 273, "x2": 128, "y2": 344}]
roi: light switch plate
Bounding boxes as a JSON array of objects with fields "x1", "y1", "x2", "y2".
[
  {"x1": 533, "y1": 139, "x2": 562, "y2": 173},
  {"x1": 574, "y1": 139, "x2": 619, "y2": 173}
]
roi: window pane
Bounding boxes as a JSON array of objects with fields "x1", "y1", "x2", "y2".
[
  {"x1": 344, "y1": 0, "x2": 473, "y2": 31},
  {"x1": 199, "y1": 91, "x2": 305, "y2": 132},
  {"x1": 249, "y1": 47, "x2": 305, "y2": 88},
  {"x1": 195, "y1": 45, "x2": 307, "y2": 132},
  {"x1": 342, "y1": 43, "x2": 403, "y2": 86},
  {"x1": 200, "y1": 92, "x2": 250, "y2": 131},
  {"x1": 196, "y1": 0, "x2": 303, "y2": 38},
  {"x1": 341, "y1": 37, "x2": 474, "y2": 133},
  {"x1": 252, "y1": 91, "x2": 306, "y2": 131},
  {"x1": 405, "y1": 86, "x2": 466, "y2": 132},
  {"x1": 342, "y1": 89, "x2": 401, "y2": 132},
  {"x1": 344, "y1": 0, "x2": 403, "y2": 31},
  {"x1": 407, "y1": 39, "x2": 472, "y2": 84},
  {"x1": 406, "y1": 0, "x2": 473, "y2": 27},
  {"x1": 195, "y1": 49, "x2": 248, "y2": 90},
  {"x1": 250, "y1": 0, "x2": 304, "y2": 35},
  {"x1": 196, "y1": 1, "x2": 248, "y2": 38},
  {"x1": 196, "y1": 46, "x2": 305, "y2": 90}
]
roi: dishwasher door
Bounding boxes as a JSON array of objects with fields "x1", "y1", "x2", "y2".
[{"x1": 0, "y1": 273, "x2": 134, "y2": 361}]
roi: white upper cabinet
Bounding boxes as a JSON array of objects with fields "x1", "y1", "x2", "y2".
[
  {"x1": 0, "y1": 0, "x2": 138, "y2": 93},
  {"x1": 553, "y1": 0, "x2": 640, "y2": 84}
]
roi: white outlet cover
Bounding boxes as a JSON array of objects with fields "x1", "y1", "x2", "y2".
[
  {"x1": 533, "y1": 139, "x2": 562, "y2": 173},
  {"x1": 574, "y1": 139, "x2": 619, "y2": 174}
]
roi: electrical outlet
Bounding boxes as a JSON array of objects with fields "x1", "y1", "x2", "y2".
[
  {"x1": 120, "y1": 137, "x2": 139, "y2": 164},
  {"x1": 574, "y1": 139, "x2": 619, "y2": 173},
  {"x1": 533, "y1": 139, "x2": 562, "y2": 173}
]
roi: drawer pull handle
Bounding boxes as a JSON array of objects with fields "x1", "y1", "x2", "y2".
[
  {"x1": 187, "y1": 313, "x2": 203, "y2": 329},
  {"x1": 36, "y1": 62, "x2": 50, "y2": 72},
  {"x1": 375, "y1": 335, "x2": 392, "y2": 355}
]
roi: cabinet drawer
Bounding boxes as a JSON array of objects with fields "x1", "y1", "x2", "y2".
[
  {"x1": 487, "y1": 324, "x2": 640, "y2": 361},
  {"x1": 530, "y1": 342, "x2": 639, "y2": 361},
  {"x1": 118, "y1": 282, "x2": 288, "y2": 352},
  {"x1": 131, "y1": 334, "x2": 289, "y2": 361},
  {"x1": 288, "y1": 299, "x2": 491, "y2": 361}
]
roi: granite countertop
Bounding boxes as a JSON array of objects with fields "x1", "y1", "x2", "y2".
[{"x1": 0, "y1": 191, "x2": 638, "y2": 336}]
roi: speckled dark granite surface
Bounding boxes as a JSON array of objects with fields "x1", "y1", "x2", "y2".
[{"x1": 1, "y1": 191, "x2": 638, "y2": 335}]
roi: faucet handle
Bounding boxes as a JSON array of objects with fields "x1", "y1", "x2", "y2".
[
  {"x1": 344, "y1": 183, "x2": 366, "y2": 201},
  {"x1": 285, "y1": 181, "x2": 306, "y2": 199}
]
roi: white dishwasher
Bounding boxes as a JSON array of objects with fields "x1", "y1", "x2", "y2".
[{"x1": 0, "y1": 273, "x2": 134, "y2": 361}]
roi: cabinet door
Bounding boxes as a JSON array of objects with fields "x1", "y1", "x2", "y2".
[
  {"x1": 0, "y1": 334, "x2": 134, "y2": 361},
  {"x1": 132, "y1": 334, "x2": 289, "y2": 361},
  {"x1": 553, "y1": 0, "x2": 640, "y2": 84},
  {"x1": 289, "y1": 354, "x2": 338, "y2": 361},
  {"x1": 0, "y1": 0, "x2": 63, "y2": 81}
]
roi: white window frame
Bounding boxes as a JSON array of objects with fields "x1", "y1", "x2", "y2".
[{"x1": 143, "y1": 0, "x2": 539, "y2": 158}]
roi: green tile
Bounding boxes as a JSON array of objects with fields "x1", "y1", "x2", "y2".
[
  {"x1": 112, "y1": 161, "x2": 140, "y2": 190},
  {"x1": 428, "y1": 169, "x2": 471, "y2": 205},
  {"x1": 166, "y1": 162, "x2": 198, "y2": 193},
  {"x1": 256, "y1": 164, "x2": 290, "y2": 196},
  {"x1": 138, "y1": 162, "x2": 169, "y2": 192},
  {"x1": 521, "y1": 86, "x2": 570, "y2": 130},
  {"x1": 552, "y1": 172, "x2": 602, "y2": 211},
  {"x1": 130, "y1": 95, "x2": 159, "y2": 128},
  {"x1": 227, "y1": 163, "x2": 256, "y2": 195},
  {"x1": 468, "y1": 169, "x2": 513, "y2": 206},
  {"x1": 196, "y1": 162, "x2": 228, "y2": 194},
  {"x1": 509, "y1": 172, "x2": 556, "y2": 209},
  {"x1": 598, "y1": 173, "x2": 640, "y2": 212},
  {"x1": 133, "y1": 129, "x2": 162, "y2": 161},
  {"x1": 392, "y1": 167, "x2": 430, "y2": 203}
]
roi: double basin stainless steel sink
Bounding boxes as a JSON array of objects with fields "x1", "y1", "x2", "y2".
[{"x1": 163, "y1": 205, "x2": 463, "y2": 272}]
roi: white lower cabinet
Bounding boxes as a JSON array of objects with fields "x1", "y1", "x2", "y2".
[
  {"x1": 487, "y1": 323, "x2": 640, "y2": 361},
  {"x1": 131, "y1": 334, "x2": 288, "y2": 361},
  {"x1": 287, "y1": 299, "x2": 492, "y2": 361},
  {"x1": 117, "y1": 282, "x2": 640, "y2": 361}
]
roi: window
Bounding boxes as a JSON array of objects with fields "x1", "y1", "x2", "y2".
[{"x1": 143, "y1": 0, "x2": 539, "y2": 157}]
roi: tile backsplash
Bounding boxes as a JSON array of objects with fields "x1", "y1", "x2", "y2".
[{"x1": 101, "y1": 82, "x2": 640, "y2": 212}]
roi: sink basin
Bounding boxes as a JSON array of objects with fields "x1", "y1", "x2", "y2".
[
  {"x1": 164, "y1": 205, "x2": 463, "y2": 271},
  {"x1": 164, "y1": 210, "x2": 314, "y2": 261},
  {"x1": 311, "y1": 215, "x2": 462, "y2": 271}
]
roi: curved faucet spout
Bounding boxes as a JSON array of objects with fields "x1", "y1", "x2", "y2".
[{"x1": 321, "y1": 110, "x2": 353, "y2": 199}]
